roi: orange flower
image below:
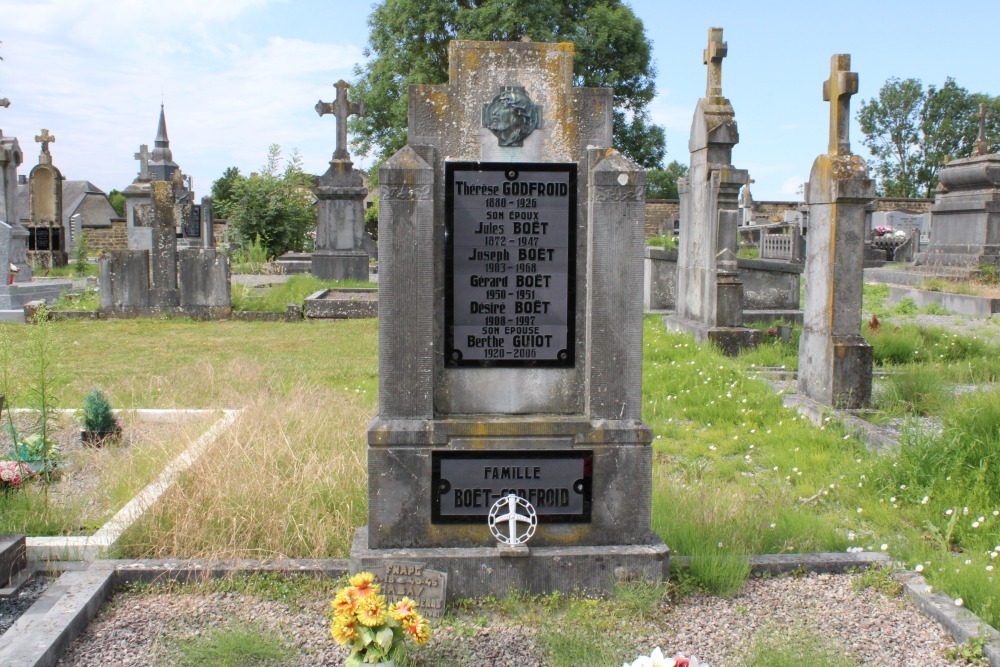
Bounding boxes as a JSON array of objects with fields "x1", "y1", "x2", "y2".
[
  {"x1": 406, "y1": 614, "x2": 431, "y2": 645},
  {"x1": 389, "y1": 597, "x2": 418, "y2": 622},
  {"x1": 330, "y1": 616, "x2": 357, "y2": 645},
  {"x1": 355, "y1": 593, "x2": 389, "y2": 627},
  {"x1": 348, "y1": 572, "x2": 380, "y2": 599},
  {"x1": 332, "y1": 587, "x2": 356, "y2": 617}
]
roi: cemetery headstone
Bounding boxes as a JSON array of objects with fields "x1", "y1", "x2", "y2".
[
  {"x1": 352, "y1": 39, "x2": 666, "y2": 600},
  {"x1": 0, "y1": 130, "x2": 31, "y2": 282},
  {"x1": 28, "y1": 129, "x2": 67, "y2": 268},
  {"x1": 311, "y1": 80, "x2": 370, "y2": 281},
  {"x1": 798, "y1": 55, "x2": 874, "y2": 409},
  {"x1": 914, "y1": 119, "x2": 999, "y2": 267},
  {"x1": 663, "y1": 27, "x2": 760, "y2": 355}
]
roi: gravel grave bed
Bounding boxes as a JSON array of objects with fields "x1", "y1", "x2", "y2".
[
  {"x1": 0, "y1": 576, "x2": 51, "y2": 637},
  {"x1": 57, "y1": 572, "x2": 968, "y2": 666},
  {"x1": 0, "y1": 414, "x2": 210, "y2": 535}
]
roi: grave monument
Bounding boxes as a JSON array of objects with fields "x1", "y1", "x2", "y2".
[
  {"x1": 798, "y1": 55, "x2": 874, "y2": 408},
  {"x1": 353, "y1": 39, "x2": 667, "y2": 600},
  {"x1": 663, "y1": 28, "x2": 760, "y2": 355},
  {"x1": 311, "y1": 80, "x2": 370, "y2": 281},
  {"x1": 100, "y1": 179, "x2": 230, "y2": 317},
  {"x1": 27, "y1": 129, "x2": 67, "y2": 268},
  {"x1": 0, "y1": 125, "x2": 31, "y2": 284},
  {"x1": 913, "y1": 102, "x2": 1000, "y2": 268}
]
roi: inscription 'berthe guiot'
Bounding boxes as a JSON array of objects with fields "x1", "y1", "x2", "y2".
[{"x1": 446, "y1": 162, "x2": 576, "y2": 367}]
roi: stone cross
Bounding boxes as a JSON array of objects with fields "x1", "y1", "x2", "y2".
[
  {"x1": 35, "y1": 128, "x2": 55, "y2": 155},
  {"x1": 972, "y1": 102, "x2": 994, "y2": 157},
  {"x1": 822, "y1": 54, "x2": 859, "y2": 156},
  {"x1": 134, "y1": 144, "x2": 150, "y2": 180},
  {"x1": 315, "y1": 80, "x2": 367, "y2": 161},
  {"x1": 703, "y1": 27, "x2": 727, "y2": 101}
]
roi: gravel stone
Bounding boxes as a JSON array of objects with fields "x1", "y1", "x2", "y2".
[
  {"x1": 0, "y1": 576, "x2": 51, "y2": 636},
  {"x1": 56, "y1": 573, "x2": 970, "y2": 666}
]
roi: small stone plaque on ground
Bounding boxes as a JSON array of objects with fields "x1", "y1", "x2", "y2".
[
  {"x1": 370, "y1": 561, "x2": 447, "y2": 618},
  {"x1": 445, "y1": 162, "x2": 576, "y2": 367},
  {"x1": 432, "y1": 450, "x2": 592, "y2": 523}
]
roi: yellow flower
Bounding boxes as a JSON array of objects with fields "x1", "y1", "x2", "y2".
[
  {"x1": 348, "y1": 572, "x2": 380, "y2": 599},
  {"x1": 389, "y1": 597, "x2": 418, "y2": 622},
  {"x1": 406, "y1": 615, "x2": 431, "y2": 645},
  {"x1": 330, "y1": 616, "x2": 357, "y2": 645},
  {"x1": 355, "y1": 593, "x2": 389, "y2": 627},
  {"x1": 332, "y1": 588, "x2": 356, "y2": 617}
]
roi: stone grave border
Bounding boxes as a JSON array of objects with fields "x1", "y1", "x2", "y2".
[
  {"x1": 3, "y1": 551, "x2": 998, "y2": 666},
  {"x1": 11, "y1": 408, "x2": 241, "y2": 562},
  {"x1": 886, "y1": 285, "x2": 1000, "y2": 318}
]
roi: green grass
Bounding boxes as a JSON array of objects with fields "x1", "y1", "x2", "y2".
[
  {"x1": 35, "y1": 262, "x2": 98, "y2": 278},
  {"x1": 736, "y1": 245, "x2": 760, "y2": 259},
  {"x1": 171, "y1": 623, "x2": 290, "y2": 667},
  {"x1": 231, "y1": 275, "x2": 376, "y2": 313},
  {"x1": 51, "y1": 286, "x2": 99, "y2": 311},
  {"x1": 645, "y1": 236, "x2": 678, "y2": 250},
  {"x1": 742, "y1": 624, "x2": 854, "y2": 667}
]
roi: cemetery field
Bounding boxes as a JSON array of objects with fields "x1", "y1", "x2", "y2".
[{"x1": 2, "y1": 314, "x2": 999, "y2": 630}]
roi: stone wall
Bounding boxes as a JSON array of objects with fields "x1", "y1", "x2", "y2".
[
  {"x1": 644, "y1": 199, "x2": 680, "y2": 238},
  {"x1": 754, "y1": 200, "x2": 801, "y2": 223},
  {"x1": 83, "y1": 219, "x2": 128, "y2": 251},
  {"x1": 875, "y1": 197, "x2": 932, "y2": 213}
]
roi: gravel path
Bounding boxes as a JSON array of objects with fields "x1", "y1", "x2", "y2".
[
  {"x1": 0, "y1": 576, "x2": 51, "y2": 637},
  {"x1": 57, "y1": 572, "x2": 968, "y2": 667}
]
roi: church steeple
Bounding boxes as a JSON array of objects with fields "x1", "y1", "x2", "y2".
[{"x1": 148, "y1": 104, "x2": 178, "y2": 181}]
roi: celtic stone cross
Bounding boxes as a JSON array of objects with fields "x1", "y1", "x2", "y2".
[
  {"x1": 35, "y1": 128, "x2": 55, "y2": 155},
  {"x1": 973, "y1": 102, "x2": 994, "y2": 157},
  {"x1": 134, "y1": 144, "x2": 151, "y2": 180},
  {"x1": 315, "y1": 80, "x2": 366, "y2": 161},
  {"x1": 822, "y1": 54, "x2": 859, "y2": 156},
  {"x1": 704, "y1": 27, "x2": 727, "y2": 101}
]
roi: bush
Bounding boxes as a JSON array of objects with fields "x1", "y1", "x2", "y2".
[{"x1": 81, "y1": 389, "x2": 117, "y2": 432}]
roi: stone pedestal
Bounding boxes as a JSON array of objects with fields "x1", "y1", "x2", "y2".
[
  {"x1": 915, "y1": 154, "x2": 1000, "y2": 268},
  {"x1": 311, "y1": 159, "x2": 369, "y2": 281},
  {"x1": 799, "y1": 153, "x2": 875, "y2": 408}
]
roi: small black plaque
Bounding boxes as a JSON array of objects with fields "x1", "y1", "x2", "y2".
[
  {"x1": 431, "y1": 450, "x2": 592, "y2": 523},
  {"x1": 445, "y1": 162, "x2": 576, "y2": 367}
]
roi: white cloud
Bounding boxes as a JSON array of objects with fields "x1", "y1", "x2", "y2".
[{"x1": 780, "y1": 175, "x2": 805, "y2": 197}]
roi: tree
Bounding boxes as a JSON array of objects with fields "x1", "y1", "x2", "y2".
[
  {"x1": 858, "y1": 77, "x2": 1000, "y2": 197},
  {"x1": 350, "y1": 0, "x2": 666, "y2": 169},
  {"x1": 646, "y1": 161, "x2": 688, "y2": 199},
  {"x1": 107, "y1": 189, "x2": 125, "y2": 218},
  {"x1": 225, "y1": 146, "x2": 315, "y2": 259},
  {"x1": 210, "y1": 166, "x2": 242, "y2": 218},
  {"x1": 857, "y1": 77, "x2": 924, "y2": 198}
]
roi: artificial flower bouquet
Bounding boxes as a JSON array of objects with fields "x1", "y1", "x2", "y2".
[
  {"x1": 331, "y1": 572, "x2": 431, "y2": 666},
  {"x1": 624, "y1": 647, "x2": 708, "y2": 667},
  {"x1": 0, "y1": 460, "x2": 36, "y2": 491}
]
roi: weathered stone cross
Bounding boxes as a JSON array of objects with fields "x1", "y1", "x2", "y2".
[
  {"x1": 703, "y1": 27, "x2": 727, "y2": 101},
  {"x1": 35, "y1": 128, "x2": 55, "y2": 154},
  {"x1": 134, "y1": 144, "x2": 150, "y2": 180},
  {"x1": 822, "y1": 54, "x2": 859, "y2": 156},
  {"x1": 315, "y1": 80, "x2": 366, "y2": 161},
  {"x1": 972, "y1": 102, "x2": 994, "y2": 157}
]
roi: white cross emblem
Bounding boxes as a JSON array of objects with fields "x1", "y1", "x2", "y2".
[{"x1": 488, "y1": 494, "x2": 537, "y2": 546}]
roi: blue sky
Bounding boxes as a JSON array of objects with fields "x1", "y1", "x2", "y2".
[{"x1": 0, "y1": 0, "x2": 996, "y2": 201}]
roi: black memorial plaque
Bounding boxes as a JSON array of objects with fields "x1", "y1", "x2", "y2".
[
  {"x1": 431, "y1": 450, "x2": 592, "y2": 523},
  {"x1": 446, "y1": 162, "x2": 576, "y2": 367},
  {"x1": 184, "y1": 204, "x2": 202, "y2": 238},
  {"x1": 33, "y1": 228, "x2": 50, "y2": 251}
]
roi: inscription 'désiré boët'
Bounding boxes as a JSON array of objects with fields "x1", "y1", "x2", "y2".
[{"x1": 446, "y1": 162, "x2": 576, "y2": 367}]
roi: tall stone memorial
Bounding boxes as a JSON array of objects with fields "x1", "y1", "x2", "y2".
[
  {"x1": 914, "y1": 103, "x2": 1000, "y2": 269},
  {"x1": 798, "y1": 55, "x2": 874, "y2": 408},
  {"x1": 354, "y1": 40, "x2": 667, "y2": 599},
  {"x1": 664, "y1": 28, "x2": 759, "y2": 355},
  {"x1": 28, "y1": 129, "x2": 66, "y2": 268},
  {"x1": 311, "y1": 80, "x2": 369, "y2": 281},
  {"x1": 0, "y1": 128, "x2": 31, "y2": 283}
]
